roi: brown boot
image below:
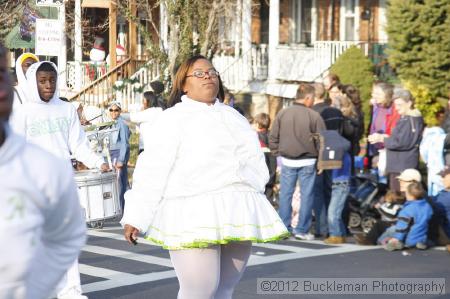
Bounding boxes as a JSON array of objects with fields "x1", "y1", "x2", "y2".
[
  {"x1": 447, "y1": 245, "x2": 450, "y2": 253},
  {"x1": 353, "y1": 233, "x2": 374, "y2": 246},
  {"x1": 324, "y1": 236, "x2": 346, "y2": 244}
]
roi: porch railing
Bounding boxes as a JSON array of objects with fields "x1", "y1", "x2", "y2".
[
  {"x1": 115, "y1": 61, "x2": 161, "y2": 111},
  {"x1": 66, "y1": 61, "x2": 109, "y2": 90},
  {"x1": 69, "y1": 58, "x2": 134, "y2": 107},
  {"x1": 313, "y1": 41, "x2": 370, "y2": 78},
  {"x1": 213, "y1": 44, "x2": 268, "y2": 91}
]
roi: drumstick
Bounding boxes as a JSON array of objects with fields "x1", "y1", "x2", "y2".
[
  {"x1": 87, "y1": 113, "x2": 103, "y2": 122},
  {"x1": 104, "y1": 138, "x2": 113, "y2": 170}
]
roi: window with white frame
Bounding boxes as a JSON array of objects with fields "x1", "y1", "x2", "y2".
[
  {"x1": 340, "y1": 0, "x2": 359, "y2": 41},
  {"x1": 290, "y1": 0, "x2": 313, "y2": 44}
]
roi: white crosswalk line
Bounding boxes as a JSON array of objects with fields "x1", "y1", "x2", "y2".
[
  {"x1": 83, "y1": 245, "x2": 173, "y2": 267},
  {"x1": 79, "y1": 264, "x2": 136, "y2": 280},
  {"x1": 82, "y1": 270, "x2": 177, "y2": 293},
  {"x1": 81, "y1": 225, "x2": 384, "y2": 294},
  {"x1": 253, "y1": 242, "x2": 315, "y2": 253}
]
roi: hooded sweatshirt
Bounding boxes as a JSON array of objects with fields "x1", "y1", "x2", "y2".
[
  {"x1": 384, "y1": 109, "x2": 424, "y2": 173},
  {"x1": 0, "y1": 126, "x2": 86, "y2": 299},
  {"x1": 9, "y1": 61, "x2": 104, "y2": 169},
  {"x1": 13, "y1": 53, "x2": 38, "y2": 107}
]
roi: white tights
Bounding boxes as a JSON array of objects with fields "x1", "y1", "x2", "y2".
[{"x1": 169, "y1": 241, "x2": 252, "y2": 299}]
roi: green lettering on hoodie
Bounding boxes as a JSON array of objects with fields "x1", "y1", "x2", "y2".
[{"x1": 28, "y1": 117, "x2": 70, "y2": 137}]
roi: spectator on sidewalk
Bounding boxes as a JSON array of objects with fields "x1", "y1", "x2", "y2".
[
  {"x1": 368, "y1": 88, "x2": 424, "y2": 192},
  {"x1": 323, "y1": 73, "x2": 340, "y2": 93},
  {"x1": 269, "y1": 83, "x2": 326, "y2": 240},
  {"x1": 0, "y1": 44, "x2": 86, "y2": 299},
  {"x1": 332, "y1": 93, "x2": 361, "y2": 158},
  {"x1": 312, "y1": 82, "x2": 348, "y2": 236},
  {"x1": 367, "y1": 82, "x2": 399, "y2": 168},
  {"x1": 108, "y1": 101, "x2": 131, "y2": 211},
  {"x1": 324, "y1": 150, "x2": 352, "y2": 244},
  {"x1": 252, "y1": 113, "x2": 277, "y2": 205},
  {"x1": 431, "y1": 167, "x2": 450, "y2": 251},
  {"x1": 313, "y1": 82, "x2": 344, "y2": 133},
  {"x1": 343, "y1": 84, "x2": 365, "y2": 156},
  {"x1": 354, "y1": 169, "x2": 421, "y2": 246},
  {"x1": 380, "y1": 181, "x2": 433, "y2": 251},
  {"x1": 353, "y1": 190, "x2": 406, "y2": 245},
  {"x1": 420, "y1": 111, "x2": 447, "y2": 196}
]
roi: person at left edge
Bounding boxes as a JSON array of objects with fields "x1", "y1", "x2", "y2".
[
  {"x1": 9, "y1": 61, "x2": 109, "y2": 299},
  {"x1": 0, "y1": 44, "x2": 86, "y2": 299}
]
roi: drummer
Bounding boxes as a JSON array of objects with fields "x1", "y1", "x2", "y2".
[
  {"x1": 9, "y1": 61, "x2": 109, "y2": 299},
  {"x1": 108, "y1": 101, "x2": 131, "y2": 211}
]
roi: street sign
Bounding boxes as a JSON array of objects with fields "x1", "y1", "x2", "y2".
[
  {"x1": 35, "y1": 19, "x2": 63, "y2": 56},
  {"x1": 36, "y1": 0, "x2": 64, "y2": 7}
]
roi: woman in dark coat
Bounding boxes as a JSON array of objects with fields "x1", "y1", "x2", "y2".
[{"x1": 368, "y1": 88, "x2": 424, "y2": 192}]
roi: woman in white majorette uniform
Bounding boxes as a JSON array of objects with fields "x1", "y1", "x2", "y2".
[{"x1": 121, "y1": 55, "x2": 288, "y2": 299}]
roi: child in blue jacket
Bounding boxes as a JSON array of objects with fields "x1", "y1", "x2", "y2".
[{"x1": 380, "y1": 181, "x2": 433, "y2": 251}]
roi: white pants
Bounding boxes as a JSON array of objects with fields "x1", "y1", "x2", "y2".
[
  {"x1": 56, "y1": 259, "x2": 85, "y2": 298},
  {"x1": 169, "y1": 241, "x2": 252, "y2": 299}
]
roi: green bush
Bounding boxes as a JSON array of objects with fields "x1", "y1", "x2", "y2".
[
  {"x1": 403, "y1": 81, "x2": 443, "y2": 127},
  {"x1": 330, "y1": 46, "x2": 376, "y2": 127}
]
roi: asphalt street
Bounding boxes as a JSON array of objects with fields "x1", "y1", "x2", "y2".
[{"x1": 80, "y1": 222, "x2": 450, "y2": 299}]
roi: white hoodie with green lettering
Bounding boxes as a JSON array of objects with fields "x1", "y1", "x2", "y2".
[
  {"x1": 0, "y1": 126, "x2": 86, "y2": 299},
  {"x1": 9, "y1": 62, "x2": 104, "y2": 168}
]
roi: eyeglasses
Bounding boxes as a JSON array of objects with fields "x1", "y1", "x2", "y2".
[
  {"x1": 109, "y1": 109, "x2": 120, "y2": 112},
  {"x1": 186, "y1": 70, "x2": 220, "y2": 78}
]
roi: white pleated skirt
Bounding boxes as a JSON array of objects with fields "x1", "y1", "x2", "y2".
[{"x1": 144, "y1": 184, "x2": 289, "y2": 250}]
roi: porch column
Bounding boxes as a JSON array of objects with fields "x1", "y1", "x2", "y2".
[
  {"x1": 242, "y1": 0, "x2": 252, "y2": 82},
  {"x1": 268, "y1": 0, "x2": 279, "y2": 82},
  {"x1": 109, "y1": 1, "x2": 117, "y2": 69},
  {"x1": 74, "y1": 0, "x2": 82, "y2": 91},
  {"x1": 58, "y1": 4, "x2": 67, "y2": 89},
  {"x1": 311, "y1": 0, "x2": 318, "y2": 43},
  {"x1": 378, "y1": 0, "x2": 388, "y2": 42},
  {"x1": 234, "y1": 0, "x2": 242, "y2": 58},
  {"x1": 128, "y1": 0, "x2": 137, "y2": 73}
]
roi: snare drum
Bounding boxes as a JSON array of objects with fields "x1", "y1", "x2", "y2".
[{"x1": 74, "y1": 170, "x2": 121, "y2": 224}]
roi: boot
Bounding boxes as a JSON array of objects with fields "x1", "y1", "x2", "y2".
[{"x1": 324, "y1": 236, "x2": 346, "y2": 244}]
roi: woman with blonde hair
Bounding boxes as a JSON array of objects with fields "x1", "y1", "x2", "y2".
[{"x1": 122, "y1": 55, "x2": 288, "y2": 299}]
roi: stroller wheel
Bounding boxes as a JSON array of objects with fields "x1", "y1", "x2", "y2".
[
  {"x1": 348, "y1": 212, "x2": 361, "y2": 228},
  {"x1": 361, "y1": 216, "x2": 377, "y2": 233}
]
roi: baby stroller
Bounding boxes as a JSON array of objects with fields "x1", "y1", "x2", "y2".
[{"x1": 347, "y1": 174, "x2": 387, "y2": 233}]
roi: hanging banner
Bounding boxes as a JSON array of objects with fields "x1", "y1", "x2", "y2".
[
  {"x1": 35, "y1": 19, "x2": 63, "y2": 56},
  {"x1": 20, "y1": 6, "x2": 40, "y2": 41}
]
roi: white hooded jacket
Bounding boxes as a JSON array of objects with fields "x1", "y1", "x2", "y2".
[
  {"x1": 13, "y1": 53, "x2": 38, "y2": 107},
  {"x1": 9, "y1": 61, "x2": 104, "y2": 169},
  {"x1": 0, "y1": 126, "x2": 86, "y2": 299}
]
